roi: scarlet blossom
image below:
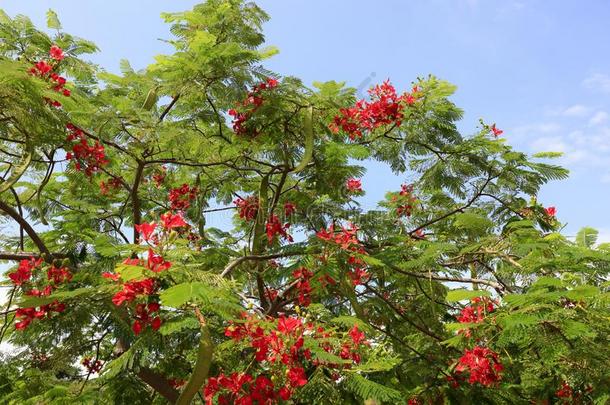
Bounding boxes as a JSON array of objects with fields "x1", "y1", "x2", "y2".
[
  {"x1": 82, "y1": 357, "x2": 104, "y2": 373},
  {"x1": 47, "y1": 265, "x2": 72, "y2": 285},
  {"x1": 8, "y1": 257, "x2": 42, "y2": 286},
  {"x1": 99, "y1": 177, "x2": 122, "y2": 195},
  {"x1": 135, "y1": 222, "x2": 157, "y2": 243},
  {"x1": 349, "y1": 325, "x2": 366, "y2": 347},
  {"x1": 545, "y1": 206, "x2": 557, "y2": 217},
  {"x1": 490, "y1": 123, "x2": 503, "y2": 137},
  {"x1": 345, "y1": 178, "x2": 363, "y2": 193},
  {"x1": 14, "y1": 300, "x2": 65, "y2": 330},
  {"x1": 265, "y1": 214, "x2": 293, "y2": 244},
  {"x1": 455, "y1": 346, "x2": 503, "y2": 386},
  {"x1": 234, "y1": 196, "x2": 259, "y2": 221},
  {"x1": 277, "y1": 315, "x2": 302, "y2": 335},
  {"x1": 49, "y1": 45, "x2": 65, "y2": 61},
  {"x1": 169, "y1": 183, "x2": 197, "y2": 211},
  {"x1": 228, "y1": 77, "x2": 279, "y2": 136},
  {"x1": 102, "y1": 272, "x2": 120, "y2": 281},
  {"x1": 284, "y1": 201, "x2": 296, "y2": 216},
  {"x1": 160, "y1": 211, "x2": 187, "y2": 229},
  {"x1": 330, "y1": 80, "x2": 409, "y2": 140},
  {"x1": 287, "y1": 367, "x2": 308, "y2": 387},
  {"x1": 146, "y1": 249, "x2": 172, "y2": 273},
  {"x1": 65, "y1": 123, "x2": 108, "y2": 176},
  {"x1": 555, "y1": 381, "x2": 573, "y2": 398},
  {"x1": 111, "y1": 278, "x2": 157, "y2": 306},
  {"x1": 152, "y1": 166, "x2": 166, "y2": 187},
  {"x1": 293, "y1": 267, "x2": 313, "y2": 306},
  {"x1": 30, "y1": 60, "x2": 53, "y2": 76}
]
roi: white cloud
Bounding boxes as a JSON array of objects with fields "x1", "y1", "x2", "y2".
[
  {"x1": 583, "y1": 73, "x2": 610, "y2": 93},
  {"x1": 589, "y1": 111, "x2": 608, "y2": 126},
  {"x1": 562, "y1": 104, "x2": 590, "y2": 117}
]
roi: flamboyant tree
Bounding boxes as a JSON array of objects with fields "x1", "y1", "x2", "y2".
[{"x1": 0, "y1": 2, "x2": 609, "y2": 404}]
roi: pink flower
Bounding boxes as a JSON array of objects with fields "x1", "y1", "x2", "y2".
[{"x1": 545, "y1": 206, "x2": 557, "y2": 217}]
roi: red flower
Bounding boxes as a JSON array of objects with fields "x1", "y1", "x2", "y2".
[
  {"x1": 168, "y1": 184, "x2": 197, "y2": 211},
  {"x1": 556, "y1": 381, "x2": 573, "y2": 398},
  {"x1": 132, "y1": 320, "x2": 143, "y2": 335},
  {"x1": 455, "y1": 346, "x2": 503, "y2": 386},
  {"x1": 8, "y1": 258, "x2": 42, "y2": 286},
  {"x1": 102, "y1": 272, "x2": 120, "y2": 281},
  {"x1": 234, "y1": 196, "x2": 259, "y2": 221},
  {"x1": 277, "y1": 315, "x2": 302, "y2": 335},
  {"x1": 146, "y1": 249, "x2": 172, "y2": 273},
  {"x1": 349, "y1": 325, "x2": 366, "y2": 347},
  {"x1": 490, "y1": 123, "x2": 503, "y2": 137},
  {"x1": 49, "y1": 45, "x2": 65, "y2": 61},
  {"x1": 135, "y1": 222, "x2": 157, "y2": 243},
  {"x1": 284, "y1": 202, "x2": 296, "y2": 216},
  {"x1": 265, "y1": 214, "x2": 293, "y2": 244},
  {"x1": 32, "y1": 61, "x2": 53, "y2": 76},
  {"x1": 545, "y1": 206, "x2": 557, "y2": 217},
  {"x1": 160, "y1": 212, "x2": 187, "y2": 229},
  {"x1": 346, "y1": 178, "x2": 363, "y2": 193},
  {"x1": 278, "y1": 387, "x2": 291, "y2": 400},
  {"x1": 287, "y1": 367, "x2": 308, "y2": 387}
]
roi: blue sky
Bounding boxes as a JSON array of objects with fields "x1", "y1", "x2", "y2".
[{"x1": 2, "y1": 0, "x2": 610, "y2": 241}]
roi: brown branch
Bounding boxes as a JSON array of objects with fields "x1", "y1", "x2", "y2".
[
  {"x1": 159, "y1": 94, "x2": 180, "y2": 123},
  {"x1": 0, "y1": 199, "x2": 51, "y2": 260},
  {"x1": 132, "y1": 161, "x2": 145, "y2": 243},
  {"x1": 220, "y1": 251, "x2": 316, "y2": 278}
]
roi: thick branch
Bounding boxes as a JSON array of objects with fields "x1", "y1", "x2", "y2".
[{"x1": 0, "y1": 199, "x2": 51, "y2": 260}]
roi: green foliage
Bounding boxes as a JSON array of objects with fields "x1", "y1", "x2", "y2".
[{"x1": 0, "y1": 1, "x2": 608, "y2": 404}]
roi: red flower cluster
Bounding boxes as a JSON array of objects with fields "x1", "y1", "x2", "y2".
[
  {"x1": 135, "y1": 222, "x2": 158, "y2": 244},
  {"x1": 234, "y1": 195, "x2": 259, "y2": 222},
  {"x1": 457, "y1": 297, "x2": 495, "y2": 324},
  {"x1": 82, "y1": 357, "x2": 103, "y2": 374},
  {"x1": 15, "y1": 302, "x2": 65, "y2": 330},
  {"x1": 160, "y1": 211, "x2": 188, "y2": 229},
  {"x1": 99, "y1": 177, "x2": 123, "y2": 195},
  {"x1": 9, "y1": 258, "x2": 72, "y2": 330},
  {"x1": 228, "y1": 77, "x2": 279, "y2": 136},
  {"x1": 28, "y1": 46, "x2": 70, "y2": 107},
  {"x1": 545, "y1": 206, "x2": 557, "y2": 217},
  {"x1": 556, "y1": 381, "x2": 573, "y2": 399},
  {"x1": 220, "y1": 314, "x2": 365, "y2": 403},
  {"x1": 8, "y1": 257, "x2": 43, "y2": 286},
  {"x1": 293, "y1": 267, "x2": 313, "y2": 306},
  {"x1": 317, "y1": 223, "x2": 370, "y2": 286},
  {"x1": 111, "y1": 277, "x2": 157, "y2": 307},
  {"x1": 204, "y1": 373, "x2": 281, "y2": 405},
  {"x1": 455, "y1": 346, "x2": 503, "y2": 386},
  {"x1": 265, "y1": 214, "x2": 293, "y2": 244},
  {"x1": 49, "y1": 45, "x2": 65, "y2": 61},
  {"x1": 284, "y1": 201, "x2": 296, "y2": 217},
  {"x1": 151, "y1": 166, "x2": 167, "y2": 188},
  {"x1": 169, "y1": 183, "x2": 197, "y2": 211},
  {"x1": 345, "y1": 178, "x2": 363, "y2": 193},
  {"x1": 457, "y1": 297, "x2": 495, "y2": 337},
  {"x1": 132, "y1": 302, "x2": 162, "y2": 335},
  {"x1": 65, "y1": 123, "x2": 109, "y2": 176},
  {"x1": 330, "y1": 80, "x2": 419, "y2": 140},
  {"x1": 392, "y1": 183, "x2": 417, "y2": 217}
]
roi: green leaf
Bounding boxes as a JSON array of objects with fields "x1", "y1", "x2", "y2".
[
  {"x1": 158, "y1": 317, "x2": 199, "y2": 335},
  {"x1": 46, "y1": 9, "x2": 61, "y2": 29},
  {"x1": 344, "y1": 374, "x2": 402, "y2": 402},
  {"x1": 116, "y1": 264, "x2": 147, "y2": 281},
  {"x1": 575, "y1": 227, "x2": 598, "y2": 247},
  {"x1": 445, "y1": 289, "x2": 490, "y2": 302}
]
